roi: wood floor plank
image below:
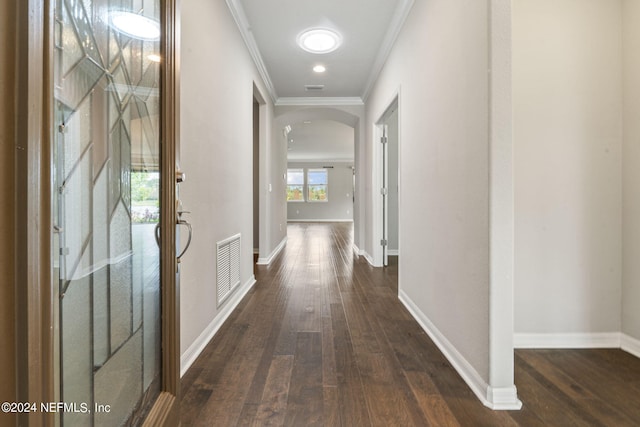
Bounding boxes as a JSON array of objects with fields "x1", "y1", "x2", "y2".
[
  {"x1": 321, "y1": 314, "x2": 338, "y2": 387},
  {"x1": 298, "y1": 278, "x2": 322, "y2": 333},
  {"x1": 404, "y1": 370, "x2": 460, "y2": 427},
  {"x1": 240, "y1": 277, "x2": 294, "y2": 407},
  {"x1": 356, "y1": 352, "x2": 415, "y2": 427},
  {"x1": 340, "y1": 290, "x2": 382, "y2": 355},
  {"x1": 179, "y1": 387, "x2": 213, "y2": 427},
  {"x1": 284, "y1": 332, "x2": 324, "y2": 426},
  {"x1": 322, "y1": 386, "x2": 341, "y2": 427},
  {"x1": 329, "y1": 301, "x2": 372, "y2": 426},
  {"x1": 180, "y1": 322, "x2": 249, "y2": 425},
  {"x1": 252, "y1": 355, "x2": 294, "y2": 426}
]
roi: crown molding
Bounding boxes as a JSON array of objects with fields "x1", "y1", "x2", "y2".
[
  {"x1": 276, "y1": 97, "x2": 364, "y2": 107},
  {"x1": 225, "y1": 0, "x2": 278, "y2": 103},
  {"x1": 287, "y1": 158, "x2": 355, "y2": 164},
  {"x1": 361, "y1": 0, "x2": 415, "y2": 102}
]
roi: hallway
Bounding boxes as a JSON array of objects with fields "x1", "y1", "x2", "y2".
[{"x1": 180, "y1": 223, "x2": 640, "y2": 426}]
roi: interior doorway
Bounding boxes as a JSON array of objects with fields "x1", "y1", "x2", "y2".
[
  {"x1": 376, "y1": 97, "x2": 399, "y2": 267},
  {"x1": 252, "y1": 84, "x2": 268, "y2": 265},
  {"x1": 253, "y1": 96, "x2": 260, "y2": 266},
  {"x1": 385, "y1": 105, "x2": 399, "y2": 264}
]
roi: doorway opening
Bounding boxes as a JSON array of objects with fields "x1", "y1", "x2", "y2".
[
  {"x1": 285, "y1": 120, "x2": 355, "y2": 224},
  {"x1": 274, "y1": 107, "x2": 361, "y2": 250},
  {"x1": 375, "y1": 96, "x2": 399, "y2": 268},
  {"x1": 253, "y1": 96, "x2": 260, "y2": 267},
  {"x1": 253, "y1": 83, "x2": 268, "y2": 266}
]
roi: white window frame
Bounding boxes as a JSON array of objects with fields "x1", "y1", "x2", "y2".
[
  {"x1": 287, "y1": 168, "x2": 305, "y2": 202},
  {"x1": 306, "y1": 168, "x2": 328, "y2": 203}
]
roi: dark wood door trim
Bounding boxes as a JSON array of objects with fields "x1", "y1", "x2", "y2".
[
  {"x1": 148, "y1": 0, "x2": 182, "y2": 424},
  {"x1": 15, "y1": 0, "x2": 182, "y2": 425},
  {"x1": 15, "y1": 0, "x2": 54, "y2": 425}
]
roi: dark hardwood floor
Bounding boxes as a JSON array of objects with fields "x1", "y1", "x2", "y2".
[{"x1": 181, "y1": 222, "x2": 640, "y2": 426}]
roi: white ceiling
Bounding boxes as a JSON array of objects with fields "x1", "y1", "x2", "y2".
[
  {"x1": 287, "y1": 120, "x2": 354, "y2": 162},
  {"x1": 230, "y1": 0, "x2": 414, "y2": 103}
]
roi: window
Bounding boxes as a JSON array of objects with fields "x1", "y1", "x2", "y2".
[
  {"x1": 287, "y1": 169, "x2": 305, "y2": 201},
  {"x1": 307, "y1": 169, "x2": 328, "y2": 202},
  {"x1": 131, "y1": 171, "x2": 160, "y2": 223},
  {"x1": 287, "y1": 168, "x2": 330, "y2": 202}
]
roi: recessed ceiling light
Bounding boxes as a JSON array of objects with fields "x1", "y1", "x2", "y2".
[
  {"x1": 109, "y1": 11, "x2": 160, "y2": 41},
  {"x1": 297, "y1": 28, "x2": 342, "y2": 54},
  {"x1": 313, "y1": 65, "x2": 326, "y2": 73}
]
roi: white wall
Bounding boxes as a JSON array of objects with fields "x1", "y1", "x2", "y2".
[
  {"x1": 179, "y1": 0, "x2": 278, "y2": 369},
  {"x1": 263, "y1": 110, "x2": 288, "y2": 262},
  {"x1": 514, "y1": 0, "x2": 623, "y2": 336},
  {"x1": 287, "y1": 162, "x2": 354, "y2": 222},
  {"x1": 364, "y1": 0, "x2": 517, "y2": 408},
  {"x1": 623, "y1": 0, "x2": 640, "y2": 343}
]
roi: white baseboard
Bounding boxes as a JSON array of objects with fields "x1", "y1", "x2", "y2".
[
  {"x1": 387, "y1": 249, "x2": 399, "y2": 256},
  {"x1": 514, "y1": 332, "x2": 621, "y2": 349},
  {"x1": 399, "y1": 290, "x2": 522, "y2": 410},
  {"x1": 256, "y1": 236, "x2": 287, "y2": 265},
  {"x1": 180, "y1": 275, "x2": 257, "y2": 377},
  {"x1": 353, "y1": 244, "x2": 368, "y2": 257},
  {"x1": 487, "y1": 385, "x2": 522, "y2": 410},
  {"x1": 621, "y1": 333, "x2": 640, "y2": 358},
  {"x1": 514, "y1": 332, "x2": 640, "y2": 361},
  {"x1": 286, "y1": 219, "x2": 353, "y2": 223},
  {"x1": 363, "y1": 251, "x2": 375, "y2": 266}
]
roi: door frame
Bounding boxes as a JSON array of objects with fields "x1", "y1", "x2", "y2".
[
  {"x1": 372, "y1": 91, "x2": 400, "y2": 268},
  {"x1": 14, "y1": 1, "x2": 53, "y2": 424},
  {"x1": 253, "y1": 83, "x2": 268, "y2": 261},
  {"x1": 14, "y1": 1, "x2": 181, "y2": 425}
]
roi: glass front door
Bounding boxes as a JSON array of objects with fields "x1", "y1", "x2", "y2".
[{"x1": 53, "y1": 0, "x2": 163, "y2": 424}]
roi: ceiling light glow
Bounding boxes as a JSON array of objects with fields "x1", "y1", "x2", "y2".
[
  {"x1": 109, "y1": 11, "x2": 160, "y2": 41},
  {"x1": 313, "y1": 65, "x2": 326, "y2": 73},
  {"x1": 298, "y1": 29, "x2": 342, "y2": 54},
  {"x1": 147, "y1": 54, "x2": 161, "y2": 63}
]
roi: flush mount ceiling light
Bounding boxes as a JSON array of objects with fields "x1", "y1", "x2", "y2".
[
  {"x1": 109, "y1": 11, "x2": 160, "y2": 41},
  {"x1": 313, "y1": 65, "x2": 326, "y2": 73},
  {"x1": 297, "y1": 28, "x2": 342, "y2": 54}
]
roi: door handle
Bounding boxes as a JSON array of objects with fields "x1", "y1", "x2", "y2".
[
  {"x1": 154, "y1": 209, "x2": 192, "y2": 262},
  {"x1": 155, "y1": 223, "x2": 161, "y2": 248},
  {"x1": 177, "y1": 219, "x2": 192, "y2": 263}
]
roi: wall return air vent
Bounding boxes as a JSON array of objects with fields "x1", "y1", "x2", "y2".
[{"x1": 216, "y1": 234, "x2": 241, "y2": 307}]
